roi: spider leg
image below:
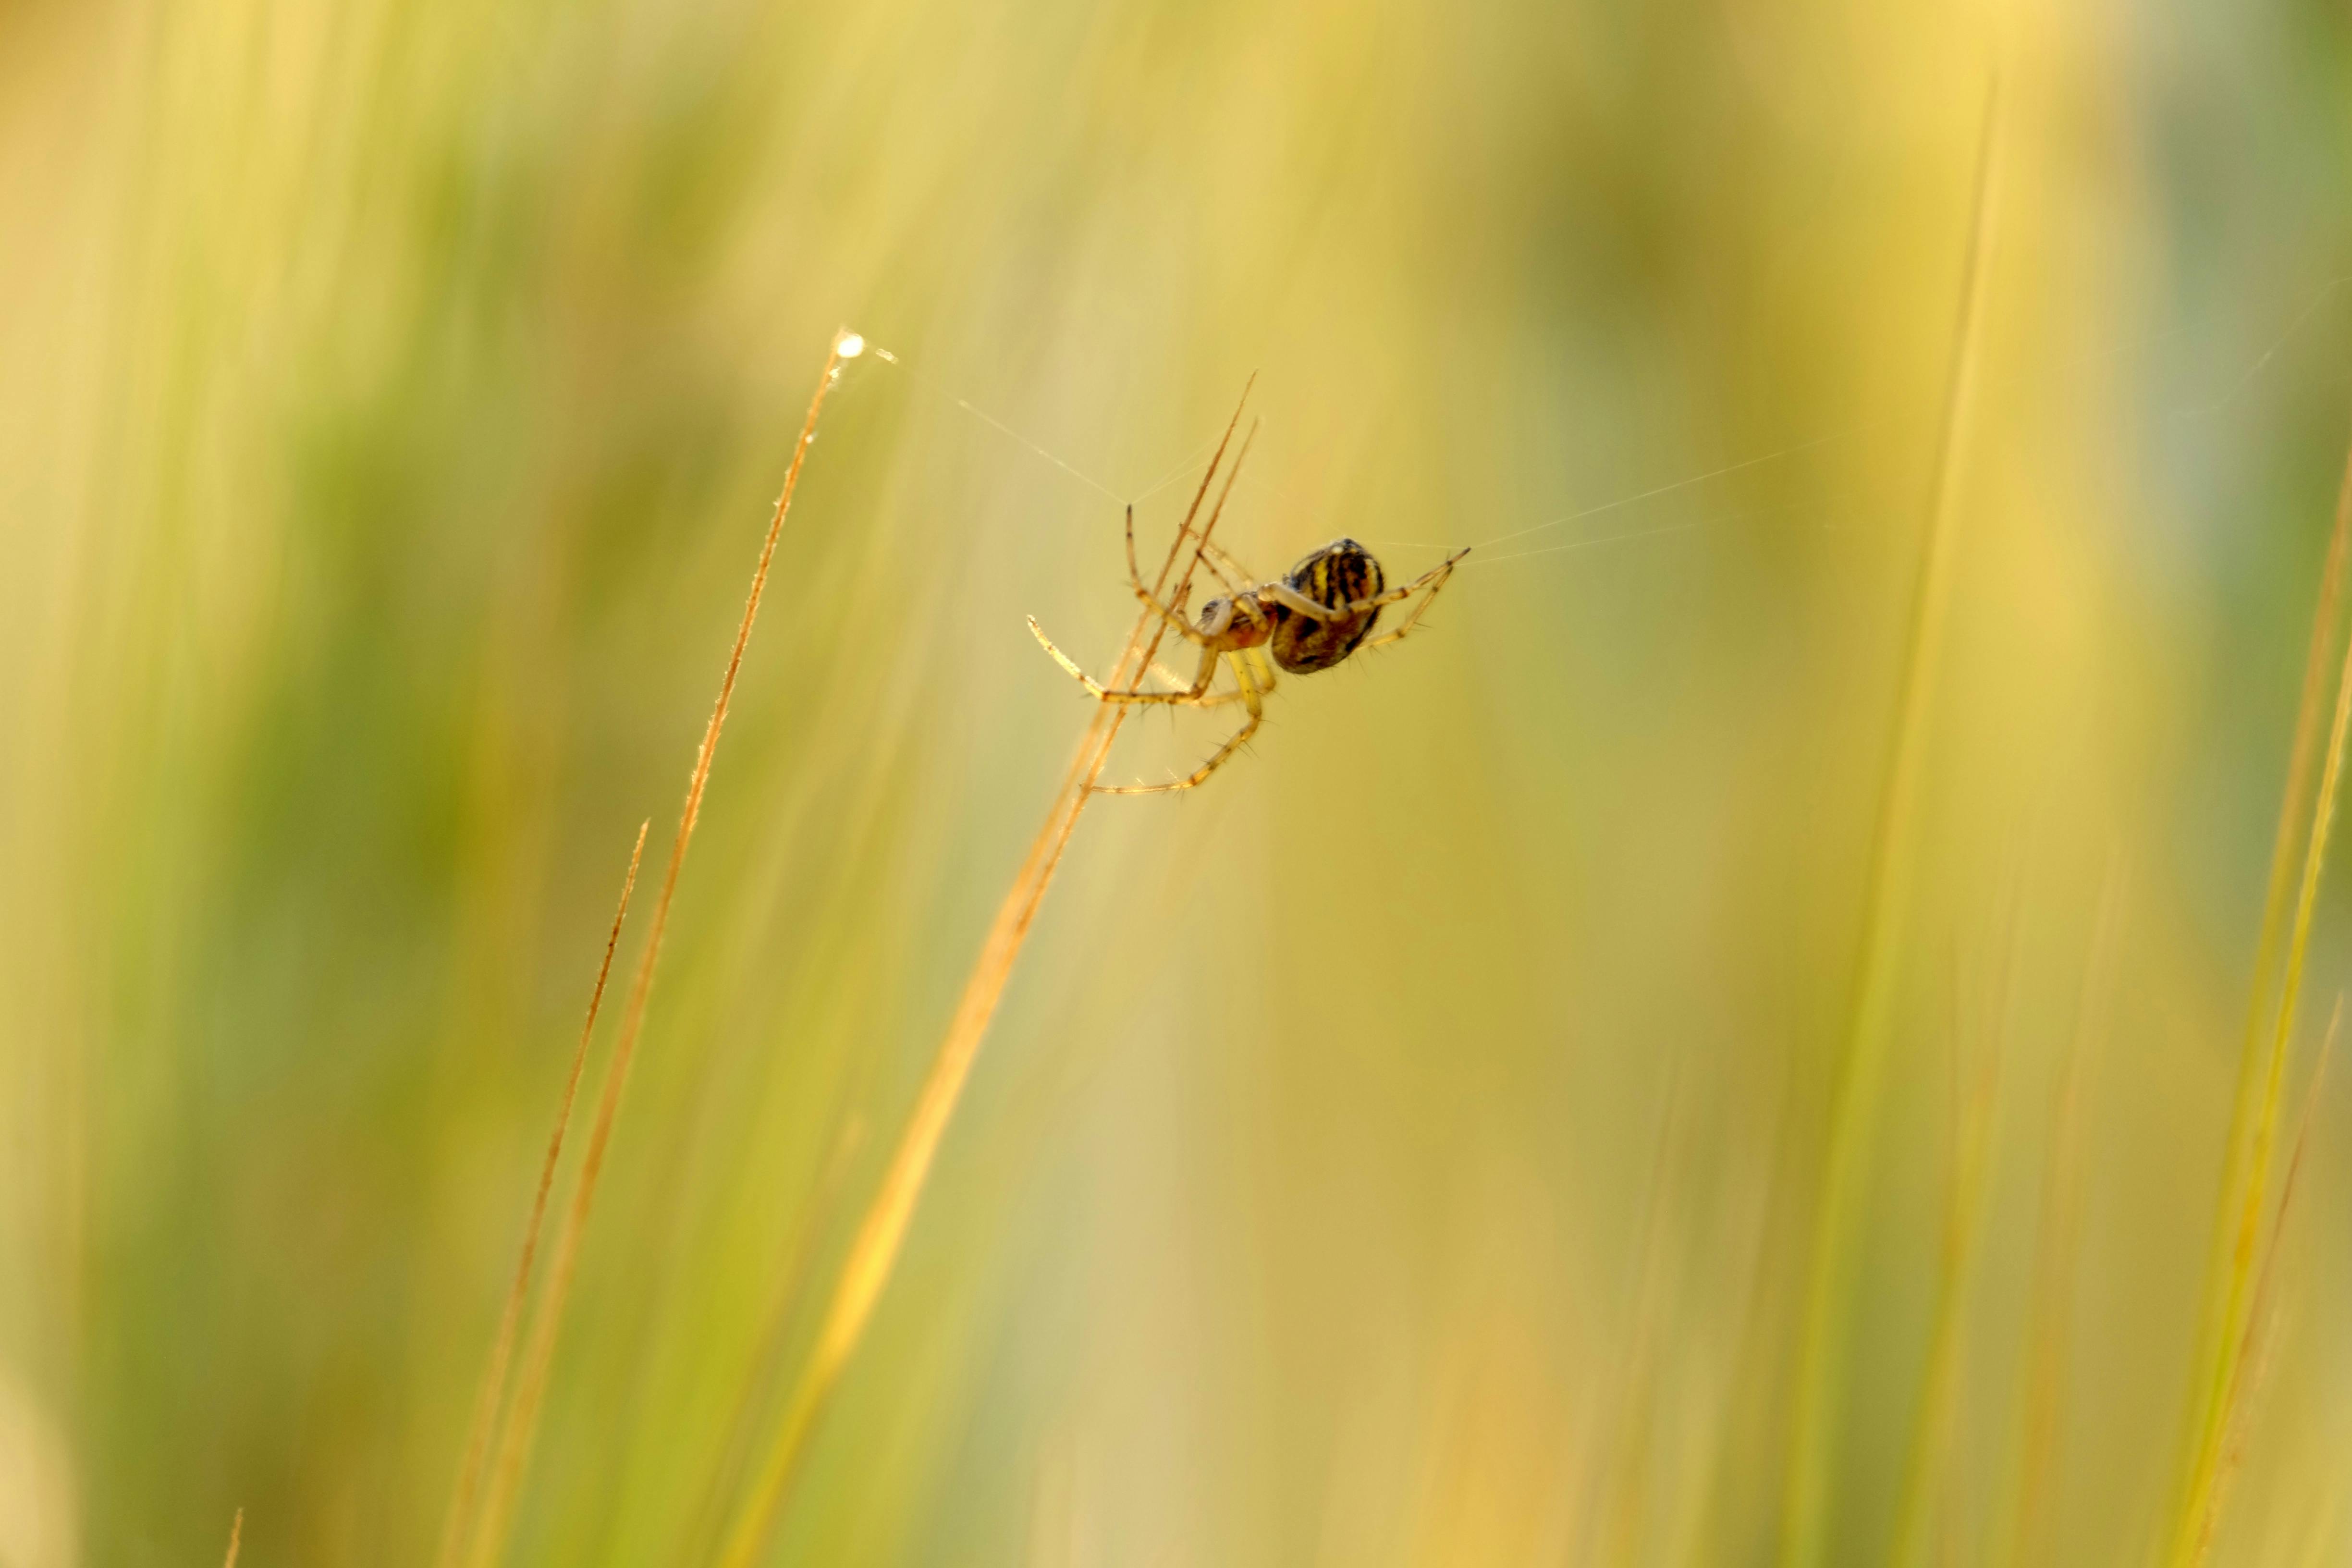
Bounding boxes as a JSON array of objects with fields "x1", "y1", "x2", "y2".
[
  {"x1": 1357, "y1": 548, "x2": 1469, "y2": 651},
  {"x1": 1124, "y1": 506, "x2": 1213, "y2": 645},
  {"x1": 1188, "y1": 537, "x2": 1246, "y2": 599},
  {"x1": 1347, "y1": 548, "x2": 1472, "y2": 616},
  {"x1": 1193, "y1": 536, "x2": 1271, "y2": 616},
  {"x1": 1187, "y1": 648, "x2": 1276, "y2": 710},
  {"x1": 1262, "y1": 580, "x2": 1343, "y2": 622},
  {"x1": 1029, "y1": 619, "x2": 1222, "y2": 704},
  {"x1": 1098, "y1": 653, "x2": 1267, "y2": 794}
]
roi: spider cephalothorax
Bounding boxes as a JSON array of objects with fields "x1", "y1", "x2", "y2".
[{"x1": 1029, "y1": 514, "x2": 1466, "y2": 794}]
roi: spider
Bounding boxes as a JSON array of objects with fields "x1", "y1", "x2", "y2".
[{"x1": 1028, "y1": 507, "x2": 1470, "y2": 794}]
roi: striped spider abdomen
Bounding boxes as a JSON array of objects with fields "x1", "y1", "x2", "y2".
[{"x1": 1269, "y1": 538, "x2": 1386, "y2": 673}]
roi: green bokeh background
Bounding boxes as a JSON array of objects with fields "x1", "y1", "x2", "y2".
[{"x1": 5, "y1": 0, "x2": 2352, "y2": 1564}]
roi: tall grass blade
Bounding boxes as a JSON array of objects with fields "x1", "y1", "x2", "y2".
[
  {"x1": 2168, "y1": 413, "x2": 2352, "y2": 1555},
  {"x1": 1781, "y1": 75, "x2": 2005, "y2": 1568},
  {"x1": 2168, "y1": 496, "x2": 2352, "y2": 1566},
  {"x1": 2186, "y1": 1002, "x2": 2338, "y2": 1566},
  {"x1": 221, "y1": 1508, "x2": 243, "y2": 1568},
  {"x1": 435, "y1": 821, "x2": 648, "y2": 1568},
  {"x1": 463, "y1": 331, "x2": 860, "y2": 1568},
  {"x1": 709, "y1": 386, "x2": 1259, "y2": 1568}
]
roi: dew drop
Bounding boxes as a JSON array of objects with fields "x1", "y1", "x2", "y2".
[{"x1": 836, "y1": 332, "x2": 866, "y2": 358}]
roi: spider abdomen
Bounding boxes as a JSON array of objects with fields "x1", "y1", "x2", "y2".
[{"x1": 1270, "y1": 538, "x2": 1385, "y2": 673}]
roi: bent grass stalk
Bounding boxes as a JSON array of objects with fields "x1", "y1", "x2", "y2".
[
  {"x1": 462, "y1": 330, "x2": 859, "y2": 1568},
  {"x1": 2191, "y1": 1002, "x2": 2339, "y2": 1566},
  {"x1": 1781, "y1": 76, "x2": 2004, "y2": 1568},
  {"x1": 2168, "y1": 416, "x2": 2352, "y2": 1556},
  {"x1": 435, "y1": 821, "x2": 648, "y2": 1568},
  {"x1": 2168, "y1": 473, "x2": 2352, "y2": 1567},
  {"x1": 710, "y1": 389, "x2": 1260, "y2": 1568}
]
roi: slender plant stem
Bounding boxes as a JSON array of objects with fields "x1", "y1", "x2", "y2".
[
  {"x1": 2169, "y1": 579, "x2": 2352, "y2": 1566},
  {"x1": 222, "y1": 1508, "x2": 243, "y2": 1568},
  {"x1": 2189, "y1": 1004, "x2": 2338, "y2": 1567},
  {"x1": 710, "y1": 387, "x2": 1259, "y2": 1568},
  {"x1": 1781, "y1": 75, "x2": 2004, "y2": 1568},
  {"x1": 464, "y1": 330, "x2": 858, "y2": 1568},
  {"x1": 2168, "y1": 408, "x2": 2352, "y2": 1553},
  {"x1": 436, "y1": 821, "x2": 648, "y2": 1568}
]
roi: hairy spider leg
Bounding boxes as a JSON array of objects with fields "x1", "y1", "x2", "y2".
[
  {"x1": 1148, "y1": 658, "x2": 1256, "y2": 708},
  {"x1": 1260, "y1": 580, "x2": 1343, "y2": 622},
  {"x1": 1029, "y1": 619, "x2": 1224, "y2": 704},
  {"x1": 1125, "y1": 507, "x2": 1273, "y2": 635},
  {"x1": 1161, "y1": 646, "x2": 1272, "y2": 711},
  {"x1": 1191, "y1": 536, "x2": 1268, "y2": 622},
  {"x1": 1097, "y1": 651, "x2": 1271, "y2": 795},
  {"x1": 1355, "y1": 549, "x2": 1470, "y2": 651},
  {"x1": 1033, "y1": 612, "x2": 1259, "y2": 713},
  {"x1": 1205, "y1": 646, "x2": 1276, "y2": 707},
  {"x1": 1028, "y1": 613, "x2": 1274, "y2": 790},
  {"x1": 1032, "y1": 465, "x2": 1260, "y2": 702}
]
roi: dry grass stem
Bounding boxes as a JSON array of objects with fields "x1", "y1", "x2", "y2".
[
  {"x1": 2169, "y1": 508, "x2": 2352, "y2": 1566},
  {"x1": 462, "y1": 330, "x2": 859, "y2": 1568},
  {"x1": 222, "y1": 1508, "x2": 243, "y2": 1568},
  {"x1": 2172, "y1": 410, "x2": 2352, "y2": 1551},
  {"x1": 710, "y1": 385, "x2": 1259, "y2": 1568},
  {"x1": 436, "y1": 820, "x2": 648, "y2": 1568},
  {"x1": 2188, "y1": 1000, "x2": 2339, "y2": 1566},
  {"x1": 1783, "y1": 75, "x2": 2005, "y2": 1568}
]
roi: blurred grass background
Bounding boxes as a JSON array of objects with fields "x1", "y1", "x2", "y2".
[{"x1": 6, "y1": 0, "x2": 2352, "y2": 1563}]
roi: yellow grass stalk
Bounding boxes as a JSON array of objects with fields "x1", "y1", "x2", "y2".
[
  {"x1": 2168, "y1": 416, "x2": 2352, "y2": 1558},
  {"x1": 2186, "y1": 1002, "x2": 2338, "y2": 1566},
  {"x1": 1781, "y1": 76, "x2": 2004, "y2": 1568},
  {"x1": 2168, "y1": 492, "x2": 2352, "y2": 1566},
  {"x1": 222, "y1": 1508, "x2": 243, "y2": 1568},
  {"x1": 464, "y1": 330, "x2": 861, "y2": 1568},
  {"x1": 710, "y1": 388, "x2": 1259, "y2": 1568},
  {"x1": 435, "y1": 821, "x2": 647, "y2": 1568},
  {"x1": 2000, "y1": 857, "x2": 2124, "y2": 1568}
]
